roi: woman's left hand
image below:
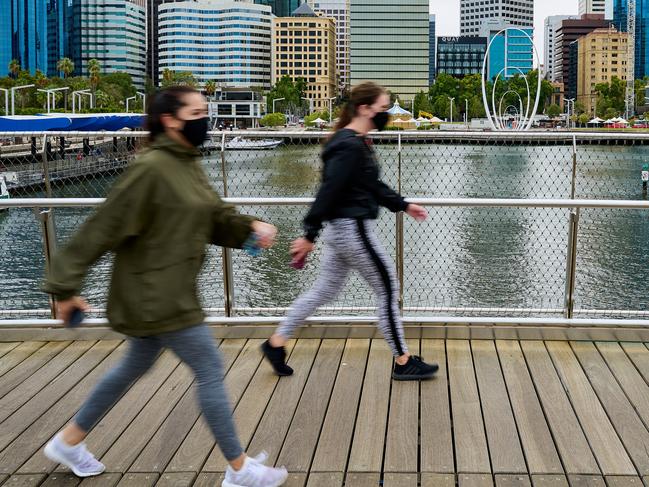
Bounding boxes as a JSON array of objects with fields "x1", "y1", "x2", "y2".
[
  {"x1": 251, "y1": 221, "x2": 278, "y2": 248},
  {"x1": 406, "y1": 204, "x2": 428, "y2": 222}
]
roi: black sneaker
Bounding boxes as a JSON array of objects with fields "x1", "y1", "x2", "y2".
[
  {"x1": 261, "y1": 340, "x2": 294, "y2": 376},
  {"x1": 392, "y1": 355, "x2": 439, "y2": 381}
]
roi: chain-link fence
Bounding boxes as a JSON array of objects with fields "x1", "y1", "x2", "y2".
[{"x1": 2, "y1": 131, "x2": 649, "y2": 322}]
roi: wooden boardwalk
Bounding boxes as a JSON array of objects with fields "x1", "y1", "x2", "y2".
[{"x1": 1, "y1": 338, "x2": 649, "y2": 487}]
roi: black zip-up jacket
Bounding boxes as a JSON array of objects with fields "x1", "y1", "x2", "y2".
[{"x1": 303, "y1": 128, "x2": 409, "y2": 242}]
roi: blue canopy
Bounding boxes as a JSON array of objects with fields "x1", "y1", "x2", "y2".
[{"x1": 0, "y1": 113, "x2": 145, "y2": 132}]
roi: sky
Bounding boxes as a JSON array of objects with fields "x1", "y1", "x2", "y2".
[{"x1": 429, "y1": 0, "x2": 588, "y2": 64}]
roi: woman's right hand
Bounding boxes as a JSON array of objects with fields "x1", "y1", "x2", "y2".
[
  {"x1": 251, "y1": 221, "x2": 278, "y2": 249},
  {"x1": 56, "y1": 296, "x2": 89, "y2": 324},
  {"x1": 290, "y1": 237, "x2": 315, "y2": 262}
]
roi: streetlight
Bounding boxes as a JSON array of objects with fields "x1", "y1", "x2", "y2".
[
  {"x1": 465, "y1": 98, "x2": 469, "y2": 127},
  {"x1": 301, "y1": 96, "x2": 313, "y2": 115},
  {"x1": 136, "y1": 92, "x2": 146, "y2": 112},
  {"x1": 126, "y1": 96, "x2": 136, "y2": 113},
  {"x1": 272, "y1": 97, "x2": 285, "y2": 114},
  {"x1": 47, "y1": 87, "x2": 69, "y2": 112},
  {"x1": 11, "y1": 84, "x2": 35, "y2": 116},
  {"x1": 0, "y1": 88, "x2": 8, "y2": 116},
  {"x1": 565, "y1": 98, "x2": 575, "y2": 129},
  {"x1": 72, "y1": 89, "x2": 91, "y2": 114},
  {"x1": 448, "y1": 97, "x2": 455, "y2": 123},
  {"x1": 328, "y1": 96, "x2": 337, "y2": 124}
]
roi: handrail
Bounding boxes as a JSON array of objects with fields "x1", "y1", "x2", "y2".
[{"x1": 3, "y1": 197, "x2": 649, "y2": 209}]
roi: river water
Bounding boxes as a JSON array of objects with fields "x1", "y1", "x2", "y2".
[{"x1": 2, "y1": 141, "x2": 649, "y2": 318}]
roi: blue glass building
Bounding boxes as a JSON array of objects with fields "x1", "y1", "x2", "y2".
[
  {"x1": 429, "y1": 14, "x2": 436, "y2": 85},
  {"x1": 0, "y1": 0, "x2": 50, "y2": 76},
  {"x1": 481, "y1": 24, "x2": 534, "y2": 80},
  {"x1": 613, "y1": 0, "x2": 649, "y2": 78},
  {"x1": 254, "y1": 0, "x2": 301, "y2": 17}
]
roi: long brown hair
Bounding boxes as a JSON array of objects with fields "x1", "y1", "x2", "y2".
[{"x1": 333, "y1": 81, "x2": 386, "y2": 131}]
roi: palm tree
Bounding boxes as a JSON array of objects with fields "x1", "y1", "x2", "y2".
[
  {"x1": 8, "y1": 59, "x2": 20, "y2": 79},
  {"x1": 88, "y1": 58, "x2": 101, "y2": 91},
  {"x1": 57, "y1": 57, "x2": 74, "y2": 78},
  {"x1": 204, "y1": 80, "x2": 218, "y2": 100}
]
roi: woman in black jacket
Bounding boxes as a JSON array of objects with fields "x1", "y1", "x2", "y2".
[{"x1": 262, "y1": 82, "x2": 438, "y2": 381}]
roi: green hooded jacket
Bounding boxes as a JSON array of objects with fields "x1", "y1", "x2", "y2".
[{"x1": 43, "y1": 135, "x2": 254, "y2": 336}]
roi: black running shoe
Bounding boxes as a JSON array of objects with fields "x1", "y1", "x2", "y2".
[
  {"x1": 261, "y1": 340, "x2": 294, "y2": 376},
  {"x1": 392, "y1": 355, "x2": 439, "y2": 381}
]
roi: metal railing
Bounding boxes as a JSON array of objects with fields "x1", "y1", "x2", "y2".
[{"x1": 3, "y1": 131, "x2": 649, "y2": 328}]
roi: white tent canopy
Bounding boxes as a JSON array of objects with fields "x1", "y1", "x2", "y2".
[
  {"x1": 416, "y1": 116, "x2": 430, "y2": 122},
  {"x1": 387, "y1": 100, "x2": 412, "y2": 116},
  {"x1": 312, "y1": 117, "x2": 326, "y2": 124},
  {"x1": 588, "y1": 117, "x2": 604, "y2": 124},
  {"x1": 429, "y1": 116, "x2": 443, "y2": 123}
]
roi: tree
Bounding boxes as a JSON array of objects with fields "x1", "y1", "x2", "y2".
[
  {"x1": 578, "y1": 113, "x2": 590, "y2": 126},
  {"x1": 265, "y1": 76, "x2": 308, "y2": 116},
  {"x1": 260, "y1": 112, "x2": 286, "y2": 127},
  {"x1": 57, "y1": 57, "x2": 74, "y2": 78},
  {"x1": 8, "y1": 59, "x2": 20, "y2": 79},
  {"x1": 547, "y1": 104, "x2": 561, "y2": 118},
  {"x1": 87, "y1": 59, "x2": 101, "y2": 93},
  {"x1": 204, "y1": 80, "x2": 218, "y2": 100},
  {"x1": 304, "y1": 110, "x2": 330, "y2": 126},
  {"x1": 160, "y1": 69, "x2": 197, "y2": 88},
  {"x1": 413, "y1": 90, "x2": 432, "y2": 117}
]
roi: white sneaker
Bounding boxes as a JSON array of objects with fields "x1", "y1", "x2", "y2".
[
  {"x1": 222, "y1": 454, "x2": 288, "y2": 487},
  {"x1": 44, "y1": 433, "x2": 105, "y2": 478}
]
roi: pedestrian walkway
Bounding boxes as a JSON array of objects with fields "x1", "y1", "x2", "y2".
[{"x1": 1, "y1": 337, "x2": 649, "y2": 487}]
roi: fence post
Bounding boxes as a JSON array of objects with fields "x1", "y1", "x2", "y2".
[
  {"x1": 34, "y1": 207, "x2": 58, "y2": 318},
  {"x1": 563, "y1": 207, "x2": 580, "y2": 318},
  {"x1": 570, "y1": 134, "x2": 577, "y2": 199},
  {"x1": 220, "y1": 132, "x2": 235, "y2": 316},
  {"x1": 396, "y1": 133, "x2": 405, "y2": 314}
]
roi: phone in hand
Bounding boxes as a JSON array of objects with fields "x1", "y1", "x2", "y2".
[
  {"x1": 67, "y1": 307, "x2": 85, "y2": 328},
  {"x1": 290, "y1": 253, "x2": 307, "y2": 270}
]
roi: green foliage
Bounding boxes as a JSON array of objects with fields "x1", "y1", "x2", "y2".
[
  {"x1": 160, "y1": 69, "x2": 198, "y2": 88},
  {"x1": 265, "y1": 76, "x2": 308, "y2": 115},
  {"x1": 304, "y1": 111, "x2": 330, "y2": 126},
  {"x1": 260, "y1": 112, "x2": 286, "y2": 127},
  {"x1": 547, "y1": 104, "x2": 561, "y2": 118},
  {"x1": 57, "y1": 57, "x2": 74, "y2": 78},
  {"x1": 578, "y1": 113, "x2": 590, "y2": 126}
]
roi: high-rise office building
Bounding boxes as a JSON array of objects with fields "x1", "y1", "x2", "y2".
[
  {"x1": 577, "y1": 26, "x2": 630, "y2": 114},
  {"x1": 544, "y1": 15, "x2": 579, "y2": 81},
  {"x1": 429, "y1": 14, "x2": 436, "y2": 85},
  {"x1": 480, "y1": 20, "x2": 533, "y2": 79},
  {"x1": 460, "y1": 0, "x2": 533, "y2": 37},
  {"x1": 0, "y1": 0, "x2": 49, "y2": 76},
  {"x1": 255, "y1": 0, "x2": 301, "y2": 18},
  {"x1": 272, "y1": 3, "x2": 336, "y2": 110},
  {"x1": 147, "y1": 0, "x2": 164, "y2": 86},
  {"x1": 350, "y1": 0, "x2": 429, "y2": 100},
  {"x1": 159, "y1": 0, "x2": 272, "y2": 89},
  {"x1": 553, "y1": 15, "x2": 610, "y2": 83},
  {"x1": 69, "y1": 0, "x2": 147, "y2": 88},
  {"x1": 613, "y1": 0, "x2": 649, "y2": 78},
  {"x1": 307, "y1": 0, "x2": 350, "y2": 91},
  {"x1": 436, "y1": 36, "x2": 487, "y2": 78},
  {"x1": 579, "y1": 0, "x2": 606, "y2": 15}
]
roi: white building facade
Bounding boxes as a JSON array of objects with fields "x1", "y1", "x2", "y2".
[
  {"x1": 544, "y1": 15, "x2": 579, "y2": 80},
  {"x1": 579, "y1": 0, "x2": 607, "y2": 15},
  {"x1": 460, "y1": 0, "x2": 534, "y2": 37}
]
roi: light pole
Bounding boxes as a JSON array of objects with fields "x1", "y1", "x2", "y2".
[
  {"x1": 72, "y1": 89, "x2": 91, "y2": 114},
  {"x1": 272, "y1": 97, "x2": 285, "y2": 114},
  {"x1": 465, "y1": 98, "x2": 469, "y2": 127},
  {"x1": 565, "y1": 98, "x2": 575, "y2": 129},
  {"x1": 328, "y1": 96, "x2": 336, "y2": 124},
  {"x1": 136, "y1": 91, "x2": 146, "y2": 112},
  {"x1": 11, "y1": 84, "x2": 35, "y2": 116},
  {"x1": 0, "y1": 88, "x2": 8, "y2": 116},
  {"x1": 411, "y1": 99, "x2": 415, "y2": 116},
  {"x1": 126, "y1": 96, "x2": 136, "y2": 113},
  {"x1": 301, "y1": 96, "x2": 313, "y2": 115},
  {"x1": 448, "y1": 97, "x2": 455, "y2": 123},
  {"x1": 48, "y1": 87, "x2": 69, "y2": 112}
]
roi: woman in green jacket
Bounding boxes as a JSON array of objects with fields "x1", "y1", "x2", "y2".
[{"x1": 42, "y1": 86, "x2": 288, "y2": 487}]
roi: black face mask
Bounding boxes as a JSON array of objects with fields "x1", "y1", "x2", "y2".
[
  {"x1": 180, "y1": 117, "x2": 209, "y2": 147},
  {"x1": 372, "y1": 111, "x2": 389, "y2": 131}
]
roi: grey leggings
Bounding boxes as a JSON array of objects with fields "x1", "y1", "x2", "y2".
[
  {"x1": 75, "y1": 324, "x2": 243, "y2": 461},
  {"x1": 277, "y1": 218, "x2": 408, "y2": 356}
]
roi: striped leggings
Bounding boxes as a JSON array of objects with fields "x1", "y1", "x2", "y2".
[{"x1": 277, "y1": 218, "x2": 408, "y2": 357}]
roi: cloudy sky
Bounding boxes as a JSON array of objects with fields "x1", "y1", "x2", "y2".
[{"x1": 429, "y1": 0, "x2": 599, "y2": 63}]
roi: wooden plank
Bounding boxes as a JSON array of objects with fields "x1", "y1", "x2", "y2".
[
  {"x1": 310, "y1": 339, "x2": 370, "y2": 473},
  {"x1": 447, "y1": 340, "x2": 491, "y2": 474},
  {"x1": 154, "y1": 472, "x2": 196, "y2": 487},
  {"x1": 421, "y1": 340, "x2": 454, "y2": 474},
  {"x1": 496, "y1": 341, "x2": 563, "y2": 475},
  {"x1": 115, "y1": 473, "x2": 158, "y2": 487},
  {"x1": 277, "y1": 339, "x2": 346, "y2": 472},
  {"x1": 599, "y1": 343, "x2": 649, "y2": 431},
  {"x1": 604, "y1": 477, "x2": 644, "y2": 487},
  {"x1": 0, "y1": 341, "x2": 94, "y2": 423},
  {"x1": 306, "y1": 472, "x2": 344, "y2": 487},
  {"x1": 0, "y1": 341, "x2": 71, "y2": 398},
  {"x1": 343, "y1": 473, "x2": 381, "y2": 487},
  {"x1": 383, "y1": 473, "x2": 418, "y2": 486},
  {"x1": 472, "y1": 340, "x2": 527, "y2": 474},
  {"x1": 245, "y1": 339, "x2": 322, "y2": 466},
  {"x1": 459, "y1": 474, "x2": 495, "y2": 487},
  {"x1": 285, "y1": 473, "x2": 307, "y2": 487},
  {"x1": 571, "y1": 342, "x2": 649, "y2": 475},
  {"x1": 193, "y1": 473, "x2": 223, "y2": 487},
  {"x1": 1, "y1": 474, "x2": 46, "y2": 486},
  {"x1": 384, "y1": 341, "x2": 420, "y2": 473},
  {"x1": 167, "y1": 339, "x2": 281, "y2": 473},
  {"x1": 39, "y1": 473, "x2": 79, "y2": 486},
  {"x1": 495, "y1": 475, "x2": 531, "y2": 487},
  {"x1": 620, "y1": 344, "x2": 649, "y2": 380},
  {"x1": 421, "y1": 473, "x2": 456, "y2": 487},
  {"x1": 566, "y1": 475, "x2": 606, "y2": 487},
  {"x1": 78, "y1": 473, "x2": 122, "y2": 487},
  {"x1": 48, "y1": 351, "x2": 182, "y2": 474},
  {"x1": 200, "y1": 340, "x2": 302, "y2": 472},
  {"x1": 0, "y1": 342, "x2": 45, "y2": 378},
  {"x1": 99, "y1": 363, "x2": 195, "y2": 472},
  {"x1": 129, "y1": 339, "x2": 246, "y2": 473},
  {"x1": 545, "y1": 342, "x2": 635, "y2": 476},
  {"x1": 0, "y1": 341, "x2": 122, "y2": 473},
  {"x1": 0, "y1": 342, "x2": 20, "y2": 360},
  {"x1": 346, "y1": 340, "x2": 393, "y2": 473},
  {"x1": 0, "y1": 474, "x2": 7, "y2": 485},
  {"x1": 530, "y1": 475, "x2": 569, "y2": 487},
  {"x1": 520, "y1": 341, "x2": 600, "y2": 475}
]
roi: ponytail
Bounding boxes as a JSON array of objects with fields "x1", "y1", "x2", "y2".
[{"x1": 333, "y1": 81, "x2": 386, "y2": 132}]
